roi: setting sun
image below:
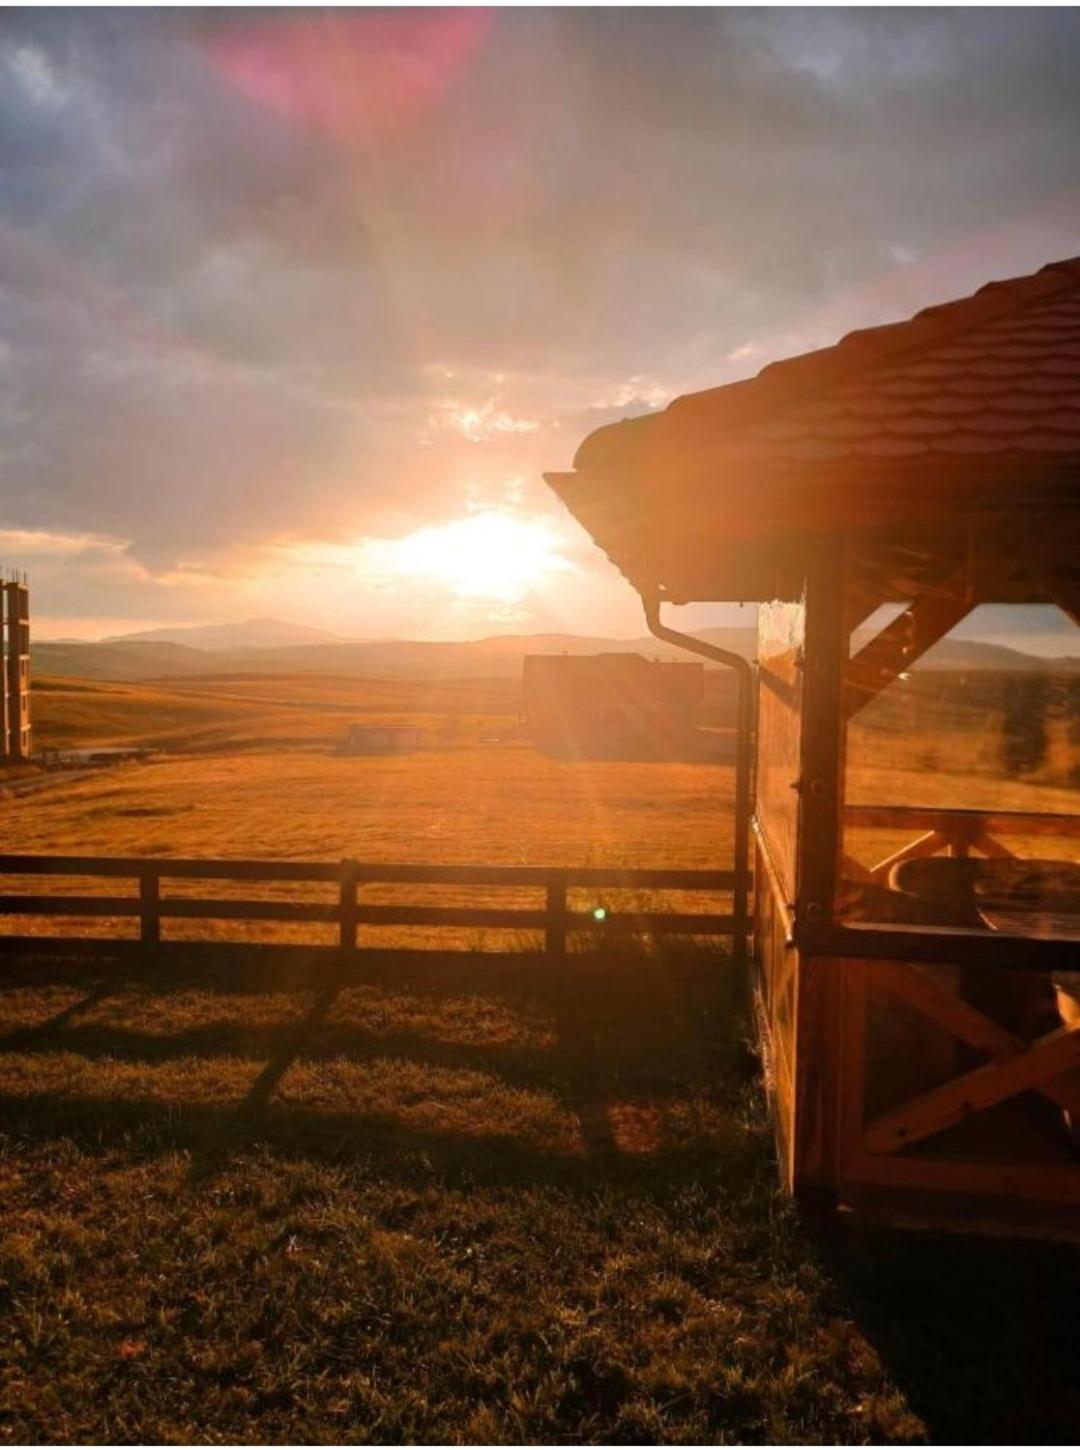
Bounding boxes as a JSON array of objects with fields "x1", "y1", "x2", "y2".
[{"x1": 376, "y1": 510, "x2": 573, "y2": 604}]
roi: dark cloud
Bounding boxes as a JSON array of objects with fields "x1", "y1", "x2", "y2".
[{"x1": 1, "y1": 7, "x2": 1079, "y2": 606}]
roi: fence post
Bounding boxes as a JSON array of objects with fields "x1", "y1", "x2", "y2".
[
  {"x1": 339, "y1": 859, "x2": 359, "y2": 953},
  {"x1": 545, "y1": 872, "x2": 567, "y2": 956},
  {"x1": 139, "y1": 866, "x2": 160, "y2": 946}
]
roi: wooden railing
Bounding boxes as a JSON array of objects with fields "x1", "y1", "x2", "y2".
[
  {"x1": 843, "y1": 805, "x2": 1080, "y2": 884},
  {"x1": 0, "y1": 854, "x2": 747, "y2": 962}
]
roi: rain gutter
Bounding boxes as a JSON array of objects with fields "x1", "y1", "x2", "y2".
[{"x1": 641, "y1": 588, "x2": 754, "y2": 971}]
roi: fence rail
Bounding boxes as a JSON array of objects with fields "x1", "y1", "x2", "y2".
[{"x1": 0, "y1": 854, "x2": 748, "y2": 962}]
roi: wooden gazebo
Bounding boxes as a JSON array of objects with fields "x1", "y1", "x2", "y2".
[{"x1": 547, "y1": 257, "x2": 1080, "y2": 1235}]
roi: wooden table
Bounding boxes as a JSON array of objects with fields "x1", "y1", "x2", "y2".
[{"x1": 892, "y1": 855, "x2": 1080, "y2": 1032}]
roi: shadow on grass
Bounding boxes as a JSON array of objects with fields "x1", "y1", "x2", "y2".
[
  {"x1": 819, "y1": 1219, "x2": 1080, "y2": 1445},
  {"x1": 10, "y1": 946, "x2": 1078, "y2": 1441},
  {"x1": 0, "y1": 1087, "x2": 769, "y2": 1199},
  {"x1": 0, "y1": 944, "x2": 755, "y2": 1097},
  {"x1": 242, "y1": 980, "x2": 341, "y2": 1116},
  {"x1": 0, "y1": 943, "x2": 762, "y2": 1198}
]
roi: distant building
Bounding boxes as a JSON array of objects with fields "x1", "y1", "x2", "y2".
[
  {"x1": 341, "y1": 723, "x2": 425, "y2": 755},
  {"x1": 1, "y1": 576, "x2": 30, "y2": 762},
  {"x1": 521, "y1": 653, "x2": 704, "y2": 757}
]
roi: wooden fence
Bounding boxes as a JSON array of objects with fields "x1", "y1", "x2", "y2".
[{"x1": 0, "y1": 854, "x2": 748, "y2": 964}]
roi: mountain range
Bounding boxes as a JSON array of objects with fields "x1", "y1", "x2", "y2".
[
  {"x1": 104, "y1": 617, "x2": 348, "y2": 650},
  {"x1": 30, "y1": 619, "x2": 1079, "y2": 683}
]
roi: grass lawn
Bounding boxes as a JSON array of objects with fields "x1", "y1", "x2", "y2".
[{"x1": 2, "y1": 948, "x2": 1080, "y2": 1444}]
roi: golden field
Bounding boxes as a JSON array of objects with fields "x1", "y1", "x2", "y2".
[
  {"x1": 4, "y1": 673, "x2": 738, "y2": 950},
  {"x1": 15, "y1": 676, "x2": 732, "y2": 866},
  {"x1": 27, "y1": 673, "x2": 521, "y2": 755},
  {"x1": 19, "y1": 670, "x2": 1077, "y2": 865}
]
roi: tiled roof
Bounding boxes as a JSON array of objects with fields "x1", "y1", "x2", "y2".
[
  {"x1": 547, "y1": 257, "x2": 1080, "y2": 602},
  {"x1": 573, "y1": 256, "x2": 1080, "y2": 476}
]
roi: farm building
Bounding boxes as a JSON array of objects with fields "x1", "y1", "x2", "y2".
[
  {"x1": 521, "y1": 652, "x2": 704, "y2": 757},
  {"x1": 340, "y1": 723, "x2": 425, "y2": 755},
  {"x1": 548, "y1": 255, "x2": 1080, "y2": 1236}
]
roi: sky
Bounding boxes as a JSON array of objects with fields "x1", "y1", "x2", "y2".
[{"x1": 2, "y1": 6, "x2": 1080, "y2": 642}]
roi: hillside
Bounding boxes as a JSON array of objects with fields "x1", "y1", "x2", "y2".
[
  {"x1": 32, "y1": 628, "x2": 759, "y2": 682},
  {"x1": 31, "y1": 638, "x2": 218, "y2": 681},
  {"x1": 105, "y1": 617, "x2": 347, "y2": 649},
  {"x1": 33, "y1": 624, "x2": 1078, "y2": 684}
]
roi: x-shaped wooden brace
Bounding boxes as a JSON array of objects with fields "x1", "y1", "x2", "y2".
[
  {"x1": 842, "y1": 514, "x2": 1074, "y2": 721},
  {"x1": 845, "y1": 564, "x2": 976, "y2": 720},
  {"x1": 860, "y1": 959, "x2": 1080, "y2": 1155},
  {"x1": 841, "y1": 823, "x2": 1017, "y2": 893}
]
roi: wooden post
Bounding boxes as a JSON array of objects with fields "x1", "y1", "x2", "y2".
[
  {"x1": 3, "y1": 581, "x2": 31, "y2": 761},
  {"x1": 545, "y1": 873, "x2": 568, "y2": 956},
  {"x1": 731, "y1": 664, "x2": 755, "y2": 972},
  {"x1": 139, "y1": 866, "x2": 160, "y2": 946},
  {"x1": 796, "y1": 535, "x2": 847, "y2": 946},
  {"x1": 789, "y1": 538, "x2": 848, "y2": 1201},
  {"x1": 339, "y1": 859, "x2": 358, "y2": 953},
  {"x1": 0, "y1": 586, "x2": 7, "y2": 762}
]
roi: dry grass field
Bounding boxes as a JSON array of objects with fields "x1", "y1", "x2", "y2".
[
  {"x1": 3, "y1": 672, "x2": 1080, "y2": 1443},
  {"x1": 7, "y1": 673, "x2": 738, "y2": 952},
  {"x1": 9, "y1": 716, "x2": 732, "y2": 871},
  {"x1": 29, "y1": 673, "x2": 521, "y2": 755}
]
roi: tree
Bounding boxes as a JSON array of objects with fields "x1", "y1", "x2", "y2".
[{"x1": 1001, "y1": 673, "x2": 1050, "y2": 777}]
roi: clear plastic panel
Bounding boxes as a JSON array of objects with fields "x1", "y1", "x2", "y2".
[
  {"x1": 756, "y1": 597, "x2": 805, "y2": 899},
  {"x1": 839, "y1": 599, "x2": 1080, "y2": 941}
]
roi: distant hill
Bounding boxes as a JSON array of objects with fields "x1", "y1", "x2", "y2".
[
  {"x1": 31, "y1": 639, "x2": 218, "y2": 682},
  {"x1": 31, "y1": 628, "x2": 757, "y2": 682},
  {"x1": 30, "y1": 624, "x2": 1078, "y2": 684},
  {"x1": 104, "y1": 617, "x2": 347, "y2": 650},
  {"x1": 920, "y1": 638, "x2": 1078, "y2": 672}
]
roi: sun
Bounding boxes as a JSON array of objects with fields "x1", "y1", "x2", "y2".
[{"x1": 383, "y1": 511, "x2": 572, "y2": 604}]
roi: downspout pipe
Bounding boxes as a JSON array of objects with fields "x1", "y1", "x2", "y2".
[{"x1": 641, "y1": 588, "x2": 754, "y2": 972}]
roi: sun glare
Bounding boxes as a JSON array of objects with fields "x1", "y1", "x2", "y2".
[{"x1": 380, "y1": 511, "x2": 572, "y2": 604}]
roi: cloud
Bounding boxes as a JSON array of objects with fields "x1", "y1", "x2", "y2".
[
  {"x1": 428, "y1": 399, "x2": 541, "y2": 442},
  {"x1": 1, "y1": 9, "x2": 1079, "y2": 629}
]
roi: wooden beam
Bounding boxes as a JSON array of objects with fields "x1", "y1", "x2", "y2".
[
  {"x1": 844, "y1": 570, "x2": 974, "y2": 719},
  {"x1": 837, "y1": 958, "x2": 869, "y2": 1180},
  {"x1": 1038, "y1": 564, "x2": 1080, "y2": 630},
  {"x1": 862, "y1": 1022, "x2": 1080, "y2": 1154},
  {"x1": 971, "y1": 830, "x2": 1016, "y2": 861},
  {"x1": 796, "y1": 536, "x2": 847, "y2": 937},
  {"x1": 0, "y1": 854, "x2": 743, "y2": 891},
  {"x1": 867, "y1": 959, "x2": 1080, "y2": 1123},
  {"x1": 867, "y1": 958, "x2": 1024, "y2": 1060},
  {"x1": 868, "y1": 830, "x2": 949, "y2": 884},
  {"x1": 843, "y1": 805, "x2": 1080, "y2": 839},
  {"x1": 844, "y1": 1151, "x2": 1080, "y2": 1206},
  {"x1": 813, "y1": 921, "x2": 1080, "y2": 973}
]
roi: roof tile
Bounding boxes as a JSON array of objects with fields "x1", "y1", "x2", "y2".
[
  {"x1": 931, "y1": 433, "x2": 1013, "y2": 455},
  {"x1": 567, "y1": 254, "x2": 1080, "y2": 490},
  {"x1": 859, "y1": 436, "x2": 931, "y2": 458},
  {"x1": 690, "y1": 256, "x2": 1080, "y2": 468},
  {"x1": 883, "y1": 414, "x2": 962, "y2": 438}
]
